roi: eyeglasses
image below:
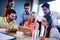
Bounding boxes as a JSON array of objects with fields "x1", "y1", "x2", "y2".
[{"x1": 42, "y1": 20, "x2": 47, "y2": 22}]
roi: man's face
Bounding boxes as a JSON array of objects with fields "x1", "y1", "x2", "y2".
[
  {"x1": 8, "y1": 13, "x2": 16, "y2": 21},
  {"x1": 42, "y1": 7, "x2": 49, "y2": 14},
  {"x1": 24, "y1": 6, "x2": 29, "y2": 12}
]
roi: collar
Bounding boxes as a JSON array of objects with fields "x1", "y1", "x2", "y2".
[{"x1": 4, "y1": 17, "x2": 8, "y2": 23}]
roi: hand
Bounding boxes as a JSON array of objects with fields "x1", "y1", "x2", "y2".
[
  {"x1": 6, "y1": 28, "x2": 11, "y2": 33},
  {"x1": 44, "y1": 38, "x2": 49, "y2": 40},
  {"x1": 6, "y1": 28, "x2": 17, "y2": 33},
  {"x1": 40, "y1": 36, "x2": 45, "y2": 40},
  {"x1": 26, "y1": 31, "x2": 31, "y2": 35}
]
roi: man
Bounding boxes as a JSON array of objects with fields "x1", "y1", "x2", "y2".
[
  {"x1": 20, "y1": 3, "x2": 30, "y2": 26},
  {"x1": 38, "y1": 3, "x2": 60, "y2": 38},
  {"x1": 41, "y1": 3, "x2": 60, "y2": 26},
  {"x1": 0, "y1": 9, "x2": 18, "y2": 32}
]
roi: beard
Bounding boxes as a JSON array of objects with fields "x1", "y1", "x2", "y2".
[{"x1": 9, "y1": 18, "x2": 13, "y2": 21}]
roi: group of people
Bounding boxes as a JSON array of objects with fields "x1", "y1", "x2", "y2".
[{"x1": 0, "y1": 0, "x2": 60, "y2": 40}]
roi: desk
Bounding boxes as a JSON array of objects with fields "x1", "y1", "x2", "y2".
[
  {"x1": 6, "y1": 32, "x2": 32, "y2": 40},
  {"x1": 5, "y1": 26, "x2": 32, "y2": 40},
  {"x1": 6, "y1": 32, "x2": 41, "y2": 40},
  {"x1": 0, "y1": 27, "x2": 40, "y2": 40}
]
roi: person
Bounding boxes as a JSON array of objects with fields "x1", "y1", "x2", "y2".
[
  {"x1": 41, "y1": 3, "x2": 60, "y2": 26},
  {"x1": 40, "y1": 14, "x2": 52, "y2": 38},
  {"x1": 44, "y1": 26, "x2": 60, "y2": 40},
  {"x1": 24, "y1": 12, "x2": 39, "y2": 34},
  {"x1": 0, "y1": 9, "x2": 18, "y2": 32},
  {"x1": 20, "y1": 3, "x2": 30, "y2": 26},
  {"x1": 39, "y1": 14, "x2": 60, "y2": 40},
  {"x1": 4, "y1": 0, "x2": 15, "y2": 17}
]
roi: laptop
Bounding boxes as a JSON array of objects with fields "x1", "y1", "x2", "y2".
[{"x1": 18, "y1": 26, "x2": 31, "y2": 34}]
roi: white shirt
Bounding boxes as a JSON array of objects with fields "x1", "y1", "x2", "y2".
[
  {"x1": 49, "y1": 27, "x2": 60, "y2": 40},
  {"x1": 40, "y1": 25, "x2": 45, "y2": 37}
]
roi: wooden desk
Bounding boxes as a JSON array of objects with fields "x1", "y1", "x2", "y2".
[
  {"x1": 6, "y1": 32, "x2": 32, "y2": 40},
  {"x1": 1, "y1": 26, "x2": 40, "y2": 40},
  {"x1": 5, "y1": 26, "x2": 32, "y2": 40}
]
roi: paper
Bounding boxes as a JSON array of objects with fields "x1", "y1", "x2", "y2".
[{"x1": 0, "y1": 33, "x2": 16, "y2": 40}]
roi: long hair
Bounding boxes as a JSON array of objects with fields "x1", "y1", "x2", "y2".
[
  {"x1": 44, "y1": 14, "x2": 52, "y2": 38},
  {"x1": 6, "y1": 0, "x2": 14, "y2": 10},
  {"x1": 28, "y1": 12, "x2": 36, "y2": 23}
]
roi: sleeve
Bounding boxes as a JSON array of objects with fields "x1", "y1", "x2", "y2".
[
  {"x1": 11, "y1": 20, "x2": 18, "y2": 30},
  {"x1": 40, "y1": 25, "x2": 45, "y2": 37},
  {"x1": 34, "y1": 22, "x2": 39, "y2": 30},
  {"x1": 49, "y1": 27, "x2": 60, "y2": 40},
  {"x1": 24, "y1": 22, "x2": 28, "y2": 28},
  {"x1": 4, "y1": 8, "x2": 7, "y2": 17}
]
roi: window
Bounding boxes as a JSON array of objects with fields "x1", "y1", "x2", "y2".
[{"x1": 37, "y1": 0, "x2": 60, "y2": 21}]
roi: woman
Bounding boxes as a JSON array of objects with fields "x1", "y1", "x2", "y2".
[
  {"x1": 4, "y1": 0, "x2": 14, "y2": 17},
  {"x1": 39, "y1": 14, "x2": 52, "y2": 40},
  {"x1": 24, "y1": 12, "x2": 39, "y2": 34}
]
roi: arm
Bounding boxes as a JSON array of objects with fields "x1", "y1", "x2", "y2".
[
  {"x1": 4, "y1": 8, "x2": 7, "y2": 17},
  {"x1": 49, "y1": 27, "x2": 60, "y2": 40},
  {"x1": 40, "y1": 25, "x2": 45, "y2": 37},
  {"x1": 35, "y1": 22, "x2": 39, "y2": 30}
]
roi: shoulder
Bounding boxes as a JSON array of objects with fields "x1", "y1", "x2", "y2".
[
  {"x1": 24, "y1": 21, "x2": 28, "y2": 24},
  {"x1": 21, "y1": 11, "x2": 25, "y2": 14},
  {"x1": 50, "y1": 27, "x2": 59, "y2": 34},
  {"x1": 4, "y1": 7, "x2": 7, "y2": 10},
  {"x1": 51, "y1": 11, "x2": 59, "y2": 15},
  {"x1": 35, "y1": 22, "x2": 39, "y2": 26}
]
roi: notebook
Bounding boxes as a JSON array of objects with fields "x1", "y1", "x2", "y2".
[
  {"x1": 18, "y1": 26, "x2": 31, "y2": 35},
  {"x1": 0, "y1": 33, "x2": 16, "y2": 40}
]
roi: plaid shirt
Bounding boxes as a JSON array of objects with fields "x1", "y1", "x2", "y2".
[{"x1": 0, "y1": 17, "x2": 18, "y2": 30}]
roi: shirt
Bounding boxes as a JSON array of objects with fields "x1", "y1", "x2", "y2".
[
  {"x1": 20, "y1": 11, "x2": 30, "y2": 26},
  {"x1": 24, "y1": 22, "x2": 39, "y2": 33},
  {"x1": 49, "y1": 27, "x2": 60, "y2": 40},
  {"x1": 0, "y1": 17, "x2": 18, "y2": 30}
]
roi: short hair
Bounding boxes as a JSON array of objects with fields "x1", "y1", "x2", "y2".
[
  {"x1": 24, "y1": 3, "x2": 30, "y2": 7},
  {"x1": 6, "y1": 9, "x2": 16, "y2": 16},
  {"x1": 41, "y1": 3, "x2": 50, "y2": 9}
]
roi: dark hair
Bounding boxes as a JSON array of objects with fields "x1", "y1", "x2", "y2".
[
  {"x1": 24, "y1": 3, "x2": 30, "y2": 7},
  {"x1": 8, "y1": 0, "x2": 14, "y2": 3},
  {"x1": 6, "y1": 9, "x2": 16, "y2": 16},
  {"x1": 41, "y1": 3, "x2": 50, "y2": 10},
  {"x1": 6, "y1": 0, "x2": 14, "y2": 9},
  {"x1": 44, "y1": 14, "x2": 52, "y2": 38}
]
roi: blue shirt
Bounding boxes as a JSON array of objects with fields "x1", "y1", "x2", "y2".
[{"x1": 20, "y1": 11, "x2": 29, "y2": 26}]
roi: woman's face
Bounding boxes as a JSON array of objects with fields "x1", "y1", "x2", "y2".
[
  {"x1": 42, "y1": 17, "x2": 49, "y2": 28},
  {"x1": 29, "y1": 13, "x2": 35, "y2": 22},
  {"x1": 9, "y1": 2, "x2": 14, "y2": 7}
]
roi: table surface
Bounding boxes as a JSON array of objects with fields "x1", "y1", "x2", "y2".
[{"x1": 0, "y1": 26, "x2": 40, "y2": 40}]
